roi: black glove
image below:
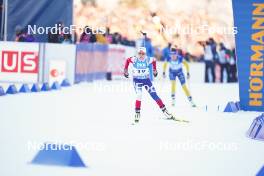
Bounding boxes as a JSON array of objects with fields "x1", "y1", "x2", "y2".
[
  {"x1": 153, "y1": 70, "x2": 158, "y2": 77},
  {"x1": 124, "y1": 69, "x2": 129, "y2": 78},
  {"x1": 187, "y1": 72, "x2": 190, "y2": 79},
  {"x1": 162, "y1": 72, "x2": 166, "y2": 78}
]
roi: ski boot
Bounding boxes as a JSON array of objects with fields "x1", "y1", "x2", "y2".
[
  {"x1": 171, "y1": 94, "x2": 175, "y2": 107},
  {"x1": 134, "y1": 110, "x2": 140, "y2": 123},
  {"x1": 161, "y1": 106, "x2": 175, "y2": 120},
  {"x1": 188, "y1": 96, "x2": 196, "y2": 107},
  {"x1": 162, "y1": 106, "x2": 189, "y2": 123}
]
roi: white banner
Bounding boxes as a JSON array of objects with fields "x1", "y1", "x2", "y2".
[
  {"x1": 48, "y1": 60, "x2": 66, "y2": 84},
  {"x1": 0, "y1": 42, "x2": 39, "y2": 83},
  {"x1": 43, "y1": 43, "x2": 76, "y2": 85}
]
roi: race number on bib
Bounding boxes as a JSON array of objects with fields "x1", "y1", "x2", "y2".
[{"x1": 133, "y1": 68, "x2": 149, "y2": 76}]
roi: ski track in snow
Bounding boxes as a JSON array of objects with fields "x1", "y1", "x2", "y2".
[{"x1": 0, "y1": 80, "x2": 263, "y2": 176}]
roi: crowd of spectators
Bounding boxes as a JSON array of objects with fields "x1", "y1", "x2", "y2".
[
  {"x1": 198, "y1": 38, "x2": 237, "y2": 83},
  {"x1": 79, "y1": 26, "x2": 135, "y2": 46},
  {"x1": 15, "y1": 21, "x2": 136, "y2": 47},
  {"x1": 74, "y1": 0, "x2": 234, "y2": 56},
  {"x1": 14, "y1": 22, "x2": 237, "y2": 83}
]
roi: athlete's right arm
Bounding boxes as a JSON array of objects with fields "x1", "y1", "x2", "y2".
[{"x1": 124, "y1": 57, "x2": 133, "y2": 78}]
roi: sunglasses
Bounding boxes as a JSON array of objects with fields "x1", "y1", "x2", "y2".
[{"x1": 138, "y1": 52, "x2": 146, "y2": 55}]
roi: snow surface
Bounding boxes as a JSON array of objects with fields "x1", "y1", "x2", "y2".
[{"x1": 0, "y1": 79, "x2": 263, "y2": 176}]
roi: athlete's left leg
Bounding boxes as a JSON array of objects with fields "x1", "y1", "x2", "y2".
[
  {"x1": 133, "y1": 79, "x2": 144, "y2": 123},
  {"x1": 143, "y1": 78, "x2": 165, "y2": 109},
  {"x1": 177, "y1": 72, "x2": 196, "y2": 107},
  {"x1": 169, "y1": 71, "x2": 177, "y2": 106},
  {"x1": 177, "y1": 72, "x2": 191, "y2": 97},
  {"x1": 143, "y1": 78, "x2": 176, "y2": 118}
]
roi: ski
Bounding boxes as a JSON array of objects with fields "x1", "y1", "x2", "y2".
[
  {"x1": 131, "y1": 121, "x2": 139, "y2": 125},
  {"x1": 172, "y1": 118, "x2": 190, "y2": 123},
  {"x1": 166, "y1": 116, "x2": 190, "y2": 123}
]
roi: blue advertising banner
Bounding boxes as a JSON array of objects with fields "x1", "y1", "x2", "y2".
[
  {"x1": 7, "y1": 0, "x2": 72, "y2": 42},
  {"x1": 232, "y1": 1, "x2": 264, "y2": 112},
  {"x1": 75, "y1": 43, "x2": 108, "y2": 83},
  {"x1": 0, "y1": 0, "x2": 2, "y2": 40}
]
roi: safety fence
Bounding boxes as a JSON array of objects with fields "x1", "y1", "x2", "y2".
[{"x1": 0, "y1": 41, "x2": 136, "y2": 95}]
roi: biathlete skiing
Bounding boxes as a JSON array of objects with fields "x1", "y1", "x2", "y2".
[
  {"x1": 124, "y1": 47, "x2": 181, "y2": 124},
  {"x1": 163, "y1": 47, "x2": 196, "y2": 107}
]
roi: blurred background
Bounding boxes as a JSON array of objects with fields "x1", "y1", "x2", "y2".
[
  {"x1": 1, "y1": 0, "x2": 236, "y2": 58},
  {"x1": 74, "y1": 0, "x2": 235, "y2": 56},
  {"x1": 0, "y1": 0, "x2": 238, "y2": 85}
]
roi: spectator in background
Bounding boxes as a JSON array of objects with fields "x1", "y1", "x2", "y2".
[
  {"x1": 15, "y1": 28, "x2": 35, "y2": 42},
  {"x1": 162, "y1": 43, "x2": 172, "y2": 61},
  {"x1": 112, "y1": 32, "x2": 122, "y2": 44},
  {"x1": 121, "y1": 36, "x2": 135, "y2": 46},
  {"x1": 96, "y1": 32, "x2": 108, "y2": 44},
  {"x1": 121, "y1": 36, "x2": 130, "y2": 46},
  {"x1": 209, "y1": 38, "x2": 219, "y2": 61},
  {"x1": 228, "y1": 48, "x2": 238, "y2": 82},
  {"x1": 48, "y1": 21, "x2": 64, "y2": 43},
  {"x1": 62, "y1": 33, "x2": 72, "y2": 44},
  {"x1": 79, "y1": 26, "x2": 96, "y2": 43},
  {"x1": 110, "y1": 31, "x2": 135, "y2": 46},
  {"x1": 199, "y1": 40, "x2": 215, "y2": 83},
  {"x1": 184, "y1": 52, "x2": 191, "y2": 62},
  {"x1": 71, "y1": 31, "x2": 77, "y2": 44},
  {"x1": 144, "y1": 37, "x2": 154, "y2": 57},
  {"x1": 218, "y1": 43, "x2": 230, "y2": 83},
  {"x1": 177, "y1": 48, "x2": 184, "y2": 58},
  {"x1": 105, "y1": 27, "x2": 113, "y2": 43}
]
